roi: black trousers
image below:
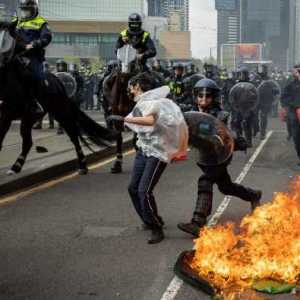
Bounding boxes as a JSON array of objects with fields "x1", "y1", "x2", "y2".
[
  {"x1": 193, "y1": 162, "x2": 258, "y2": 221},
  {"x1": 287, "y1": 109, "x2": 300, "y2": 159}
]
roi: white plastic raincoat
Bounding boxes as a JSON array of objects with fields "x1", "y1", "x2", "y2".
[{"x1": 125, "y1": 86, "x2": 188, "y2": 163}]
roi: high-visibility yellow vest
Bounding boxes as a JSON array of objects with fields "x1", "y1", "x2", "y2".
[
  {"x1": 120, "y1": 29, "x2": 150, "y2": 44},
  {"x1": 16, "y1": 16, "x2": 46, "y2": 31}
]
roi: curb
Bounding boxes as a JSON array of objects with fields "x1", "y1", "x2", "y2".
[{"x1": 0, "y1": 138, "x2": 133, "y2": 198}]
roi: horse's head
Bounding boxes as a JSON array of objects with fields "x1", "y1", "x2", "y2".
[
  {"x1": 0, "y1": 28, "x2": 15, "y2": 68},
  {"x1": 117, "y1": 44, "x2": 141, "y2": 74}
]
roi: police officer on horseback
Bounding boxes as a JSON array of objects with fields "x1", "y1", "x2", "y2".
[
  {"x1": 115, "y1": 13, "x2": 156, "y2": 71},
  {"x1": 8, "y1": 0, "x2": 52, "y2": 116}
]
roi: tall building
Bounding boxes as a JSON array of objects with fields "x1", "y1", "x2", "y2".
[
  {"x1": 289, "y1": 0, "x2": 300, "y2": 67},
  {"x1": 147, "y1": 0, "x2": 189, "y2": 31},
  {"x1": 215, "y1": 0, "x2": 240, "y2": 63},
  {"x1": 242, "y1": 0, "x2": 290, "y2": 70},
  {"x1": 39, "y1": 0, "x2": 146, "y2": 60},
  {"x1": 216, "y1": 0, "x2": 291, "y2": 69}
]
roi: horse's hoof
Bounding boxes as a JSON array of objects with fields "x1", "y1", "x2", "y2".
[
  {"x1": 78, "y1": 168, "x2": 88, "y2": 175},
  {"x1": 111, "y1": 161, "x2": 122, "y2": 174},
  {"x1": 6, "y1": 169, "x2": 16, "y2": 176}
]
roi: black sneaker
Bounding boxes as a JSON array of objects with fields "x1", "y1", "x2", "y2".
[
  {"x1": 177, "y1": 221, "x2": 204, "y2": 237},
  {"x1": 111, "y1": 160, "x2": 122, "y2": 174},
  {"x1": 251, "y1": 190, "x2": 262, "y2": 211},
  {"x1": 148, "y1": 228, "x2": 164, "y2": 244}
]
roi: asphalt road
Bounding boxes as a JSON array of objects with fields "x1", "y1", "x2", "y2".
[{"x1": 0, "y1": 119, "x2": 299, "y2": 300}]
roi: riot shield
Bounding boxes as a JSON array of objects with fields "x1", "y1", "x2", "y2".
[
  {"x1": 184, "y1": 112, "x2": 234, "y2": 166},
  {"x1": 55, "y1": 72, "x2": 77, "y2": 99},
  {"x1": 258, "y1": 79, "x2": 281, "y2": 106},
  {"x1": 0, "y1": 29, "x2": 15, "y2": 67},
  {"x1": 117, "y1": 45, "x2": 137, "y2": 73},
  {"x1": 229, "y1": 82, "x2": 258, "y2": 115}
]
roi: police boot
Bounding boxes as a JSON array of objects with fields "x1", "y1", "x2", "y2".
[
  {"x1": 177, "y1": 218, "x2": 206, "y2": 238},
  {"x1": 250, "y1": 190, "x2": 262, "y2": 211},
  {"x1": 111, "y1": 158, "x2": 122, "y2": 174},
  {"x1": 148, "y1": 227, "x2": 165, "y2": 244}
]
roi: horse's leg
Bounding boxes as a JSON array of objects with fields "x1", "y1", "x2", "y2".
[
  {"x1": 0, "y1": 113, "x2": 13, "y2": 151},
  {"x1": 61, "y1": 122, "x2": 88, "y2": 175},
  {"x1": 9, "y1": 115, "x2": 34, "y2": 174},
  {"x1": 111, "y1": 131, "x2": 123, "y2": 174}
]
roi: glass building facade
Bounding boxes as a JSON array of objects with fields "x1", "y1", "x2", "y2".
[
  {"x1": 39, "y1": 0, "x2": 146, "y2": 60},
  {"x1": 147, "y1": 0, "x2": 189, "y2": 31},
  {"x1": 216, "y1": 0, "x2": 291, "y2": 69},
  {"x1": 40, "y1": 0, "x2": 145, "y2": 21}
]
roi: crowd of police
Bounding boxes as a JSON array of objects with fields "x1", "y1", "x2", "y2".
[{"x1": 5, "y1": 0, "x2": 300, "y2": 243}]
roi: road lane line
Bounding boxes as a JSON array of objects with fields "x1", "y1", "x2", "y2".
[
  {"x1": 0, "y1": 149, "x2": 135, "y2": 207},
  {"x1": 160, "y1": 130, "x2": 273, "y2": 300}
]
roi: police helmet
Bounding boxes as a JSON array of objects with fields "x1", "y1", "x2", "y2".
[
  {"x1": 174, "y1": 63, "x2": 184, "y2": 71},
  {"x1": 193, "y1": 78, "x2": 220, "y2": 97},
  {"x1": 128, "y1": 13, "x2": 143, "y2": 35},
  {"x1": 19, "y1": 0, "x2": 38, "y2": 20},
  {"x1": 237, "y1": 66, "x2": 249, "y2": 82},
  {"x1": 56, "y1": 59, "x2": 68, "y2": 73}
]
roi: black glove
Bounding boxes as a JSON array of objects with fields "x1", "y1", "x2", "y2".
[{"x1": 106, "y1": 115, "x2": 125, "y2": 131}]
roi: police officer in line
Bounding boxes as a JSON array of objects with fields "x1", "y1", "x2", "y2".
[
  {"x1": 8, "y1": 0, "x2": 52, "y2": 117},
  {"x1": 169, "y1": 64, "x2": 185, "y2": 103},
  {"x1": 257, "y1": 67, "x2": 281, "y2": 140},
  {"x1": 69, "y1": 63, "x2": 85, "y2": 108},
  {"x1": 230, "y1": 67, "x2": 257, "y2": 147},
  {"x1": 281, "y1": 64, "x2": 300, "y2": 165},
  {"x1": 115, "y1": 13, "x2": 156, "y2": 71},
  {"x1": 177, "y1": 79, "x2": 261, "y2": 237},
  {"x1": 152, "y1": 59, "x2": 170, "y2": 79}
]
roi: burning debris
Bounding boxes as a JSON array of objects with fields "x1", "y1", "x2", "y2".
[{"x1": 175, "y1": 177, "x2": 300, "y2": 298}]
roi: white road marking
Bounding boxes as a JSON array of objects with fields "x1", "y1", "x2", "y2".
[{"x1": 160, "y1": 130, "x2": 273, "y2": 300}]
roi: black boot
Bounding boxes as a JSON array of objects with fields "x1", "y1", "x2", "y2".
[
  {"x1": 177, "y1": 218, "x2": 206, "y2": 237},
  {"x1": 250, "y1": 190, "x2": 262, "y2": 211},
  {"x1": 111, "y1": 160, "x2": 122, "y2": 174},
  {"x1": 148, "y1": 228, "x2": 164, "y2": 244}
]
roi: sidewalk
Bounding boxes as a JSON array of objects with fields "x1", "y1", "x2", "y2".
[{"x1": 0, "y1": 111, "x2": 133, "y2": 197}]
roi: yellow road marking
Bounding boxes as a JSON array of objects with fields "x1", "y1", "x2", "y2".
[{"x1": 0, "y1": 149, "x2": 135, "y2": 207}]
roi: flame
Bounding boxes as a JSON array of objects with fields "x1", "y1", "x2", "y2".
[{"x1": 190, "y1": 176, "x2": 300, "y2": 295}]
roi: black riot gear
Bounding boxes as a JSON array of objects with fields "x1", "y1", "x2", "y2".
[
  {"x1": 229, "y1": 82, "x2": 258, "y2": 116},
  {"x1": 236, "y1": 66, "x2": 250, "y2": 82},
  {"x1": 128, "y1": 13, "x2": 143, "y2": 35},
  {"x1": 19, "y1": 0, "x2": 38, "y2": 20},
  {"x1": 56, "y1": 59, "x2": 68, "y2": 73},
  {"x1": 184, "y1": 112, "x2": 234, "y2": 166},
  {"x1": 193, "y1": 78, "x2": 221, "y2": 98}
]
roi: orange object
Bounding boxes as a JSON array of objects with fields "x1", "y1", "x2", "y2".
[{"x1": 172, "y1": 154, "x2": 188, "y2": 163}]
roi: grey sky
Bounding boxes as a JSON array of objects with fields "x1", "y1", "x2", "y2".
[{"x1": 190, "y1": 0, "x2": 217, "y2": 59}]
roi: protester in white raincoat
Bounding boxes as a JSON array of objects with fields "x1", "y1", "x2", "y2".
[{"x1": 124, "y1": 72, "x2": 188, "y2": 244}]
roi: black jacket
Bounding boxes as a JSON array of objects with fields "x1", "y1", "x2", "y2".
[
  {"x1": 115, "y1": 29, "x2": 156, "y2": 64},
  {"x1": 281, "y1": 79, "x2": 300, "y2": 109},
  {"x1": 9, "y1": 16, "x2": 52, "y2": 61}
]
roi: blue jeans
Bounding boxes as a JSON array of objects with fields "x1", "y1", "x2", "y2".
[{"x1": 128, "y1": 150, "x2": 167, "y2": 229}]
